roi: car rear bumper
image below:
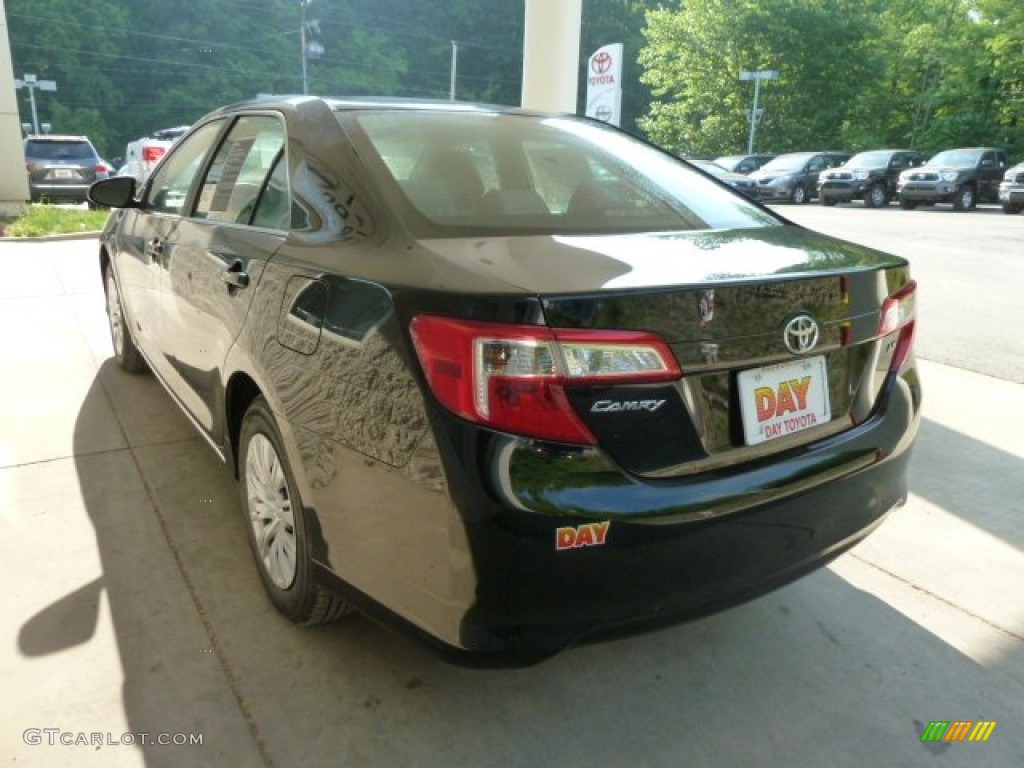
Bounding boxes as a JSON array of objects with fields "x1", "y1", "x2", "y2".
[
  {"x1": 999, "y1": 186, "x2": 1024, "y2": 203},
  {"x1": 29, "y1": 181, "x2": 92, "y2": 202},
  {"x1": 360, "y1": 364, "x2": 920, "y2": 665}
]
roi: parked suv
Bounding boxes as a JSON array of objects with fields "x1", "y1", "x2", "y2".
[
  {"x1": 748, "y1": 151, "x2": 851, "y2": 203},
  {"x1": 897, "y1": 147, "x2": 1008, "y2": 211},
  {"x1": 25, "y1": 135, "x2": 110, "y2": 205},
  {"x1": 117, "y1": 125, "x2": 190, "y2": 184},
  {"x1": 999, "y1": 162, "x2": 1024, "y2": 214},
  {"x1": 818, "y1": 149, "x2": 924, "y2": 208}
]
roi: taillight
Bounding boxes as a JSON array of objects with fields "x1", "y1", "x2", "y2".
[
  {"x1": 94, "y1": 163, "x2": 111, "y2": 173},
  {"x1": 409, "y1": 315, "x2": 681, "y2": 444},
  {"x1": 142, "y1": 146, "x2": 165, "y2": 163},
  {"x1": 879, "y1": 280, "x2": 916, "y2": 372}
]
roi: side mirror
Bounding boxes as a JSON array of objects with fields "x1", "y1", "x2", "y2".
[{"x1": 88, "y1": 176, "x2": 137, "y2": 209}]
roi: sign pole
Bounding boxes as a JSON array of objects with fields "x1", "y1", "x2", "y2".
[{"x1": 739, "y1": 69, "x2": 778, "y2": 155}]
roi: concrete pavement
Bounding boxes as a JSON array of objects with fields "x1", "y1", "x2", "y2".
[{"x1": 2, "y1": 237, "x2": 1022, "y2": 767}]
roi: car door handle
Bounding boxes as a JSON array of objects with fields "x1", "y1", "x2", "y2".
[{"x1": 220, "y1": 259, "x2": 250, "y2": 289}]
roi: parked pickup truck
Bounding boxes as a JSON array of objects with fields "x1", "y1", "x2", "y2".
[
  {"x1": 116, "y1": 126, "x2": 190, "y2": 184},
  {"x1": 999, "y1": 162, "x2": 1024, "y2": 214},
  {"x1": 896, "y1": 147, "x2": 1009, "y2": 211}
]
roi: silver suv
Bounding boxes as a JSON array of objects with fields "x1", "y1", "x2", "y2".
[{"x1": 25, "y1": 135, "x2": 110, "y2": 205}]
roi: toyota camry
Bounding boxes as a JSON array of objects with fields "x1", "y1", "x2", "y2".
[{"x1": 89, "y1": 96, "x2": 920, "y2": 665}]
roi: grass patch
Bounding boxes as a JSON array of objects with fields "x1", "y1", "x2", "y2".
[{"x1": 2, "y1": 204, "x2": 110, "y2": 238}]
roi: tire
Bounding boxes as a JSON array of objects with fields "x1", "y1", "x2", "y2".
[
  {"x1": 104, "y1": 263, "x2": 146, "y2": 373},
  {"x1": 790, "y1": 185, "x2": 808, "y2": 204},
  {"x1": 1003, "y1": 203, "x2": 1023, "y2": 215},
  {"x1": 864, "y1": 183, "x2": 888, "y2": 208},
  {"x1": 819, "y1": 195, "x2": 837, "y2": 206},
  {"x1": 952, "y1": 185, "x2": 976, "y2": 211},
  {"x1": 239, "y1": 397, "x2": 352, "y2": 625},
  {"x1": 898, "y1": 198, "x2": 917, "y2": 210}
]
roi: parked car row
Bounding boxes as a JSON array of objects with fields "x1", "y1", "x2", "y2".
[{"x1": 714, "y1": 145, "x2": 1020, "y2": 214}]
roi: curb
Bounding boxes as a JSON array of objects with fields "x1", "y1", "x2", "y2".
[{"x1": 0, "y1": 231, "x2": 103, "y2": 243}]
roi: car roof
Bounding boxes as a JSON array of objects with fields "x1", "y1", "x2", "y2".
[
  {"x1": 932, "y1": 146, "x2": 1003, "y2": 152},
  {"x1": 208, "y1": 94, "x2": 556, "y2": 120},
  {"x1": 850, "y1": 148, "x2": 916, "y2": 154},
  {"x1": 25, "y1": 135, "x2": 91, "y2": 142}
]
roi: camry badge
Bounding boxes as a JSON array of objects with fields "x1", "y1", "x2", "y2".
[{"x1": 783, "y1": 314, "x2": 819, "y2": 354}]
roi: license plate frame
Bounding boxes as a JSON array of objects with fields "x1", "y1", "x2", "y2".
[{"x1": 737, "y1": 356, "x2": 831, "y2": 446}]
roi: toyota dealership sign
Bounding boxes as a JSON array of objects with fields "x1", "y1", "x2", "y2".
[{"x1": 585, "y1": 43, "x2": 623, "y2": 127}]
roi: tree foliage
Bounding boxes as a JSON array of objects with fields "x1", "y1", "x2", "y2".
[
  {"x1": 7, "y1": 0, "x2": 1019, "y2": 163},
  {"x1": 640, "y1": 0, "x2": 1023, "y2": 157}
]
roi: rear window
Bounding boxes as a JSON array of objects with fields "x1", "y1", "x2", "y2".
[
  {"x1": 25, "y1": 140, "x2": 96, "y2": 161},
  {"x1": 342, "y1": 110, "x2": 779, "y2": 237}
]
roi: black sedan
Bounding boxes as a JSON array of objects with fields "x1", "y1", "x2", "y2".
[{"x1": 89, "y1": 97, "x2": 920, "y2": 665}]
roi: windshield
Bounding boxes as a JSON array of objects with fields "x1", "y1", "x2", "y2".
[
  {"x1": 846, "y1": 151, "x2": 893, "y2": 167},
  {"x1": 343, "y1": 110, "x2": 779, "y2": 237},
  {"x1": 757, "y1": 154, "x2": 812, "y2": 173},
  {"x1": 927, "y1": 149, "x2": 983, "y2": 167}
]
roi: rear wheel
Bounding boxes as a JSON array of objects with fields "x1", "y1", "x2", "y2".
[
  {"x1": 864, "y1": 183, "x2": 888, "y2": 208},
  {"x1": 952, "y1": 185, "x2": 976, "y2": 211},
  {"x1": 1003, "y1": 203, "x2": 1023, "y2": 215},
  {"x1": 239, "y1": 397, "x2": 352, "y2": 625},
  {"x1": 898, "y1": 198, "x2": 917, "y2": 210},
  {"x1": 104, "y1": 263, "x2": 146, "y2": 373},
  {"x1": 790, "y1": 185, "x2": 808, "y2": 204}
]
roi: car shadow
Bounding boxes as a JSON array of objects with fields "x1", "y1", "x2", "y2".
[
  {"x1": 16, "y1": 363, "x2": 1024, "y2": 766},
  {"x1": 17, "y1": 362, "x2": 265, "y2": 767}
]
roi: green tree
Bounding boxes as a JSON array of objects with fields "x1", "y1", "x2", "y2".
[{"x1": 638, "y1": 0, "x2": 879, "y2": 156}]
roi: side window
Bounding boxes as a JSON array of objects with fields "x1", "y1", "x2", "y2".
[
  {"x1": 250, "y1": 151, "x2": 291, "y2": 230},
  {"x1": 737, "y1": 160, "x2": 755, "y2": 173},
  {"x1": 194, "y1": 115, "x2": 286, "y2": 225},
  {"x1": 144, "y1": 121, "x2": 225, "y2": 215},
  {"x1": 980, "y1": 151, "x2": 995, "y2": 168},
  {"x1": 807, "y1": 157, "x2": 825, "y2": 172}
]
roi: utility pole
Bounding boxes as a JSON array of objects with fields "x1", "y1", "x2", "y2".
[
  {"x1": 14, "y1": 73, "x2": 56, "y2": 135},
  {"x1": 449, "y1": 41, "x2": 458, "y2": 101},
  {"x1": 739, "y1": 69, "x2": 778, "y2": 154},
  {"x1": 299, "y1": 1, "x2": 323, "y2": 95},
  {"x1": 300, "y1": 0, "x2": 310, "y2": 95}
]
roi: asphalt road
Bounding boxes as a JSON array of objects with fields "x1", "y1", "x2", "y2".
[{"x1": 775, "y1": 202, "x2": 1024, "y2": 383}]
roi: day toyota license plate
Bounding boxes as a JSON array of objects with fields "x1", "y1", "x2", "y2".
[{"x1": 738, "y1": 356, "x2": 831, "y2": 446}]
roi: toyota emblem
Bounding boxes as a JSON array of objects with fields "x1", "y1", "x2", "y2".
[
  {"x1": 783, "y1": 314, "x2": 819, "y2": 354},
  {"x1": 591, "y1": 51, "x2": 612, "y2": 74}
]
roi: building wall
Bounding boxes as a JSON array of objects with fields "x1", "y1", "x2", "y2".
[{"x1": 0, "y1": 0, "x2": 29, "y2": 215}]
